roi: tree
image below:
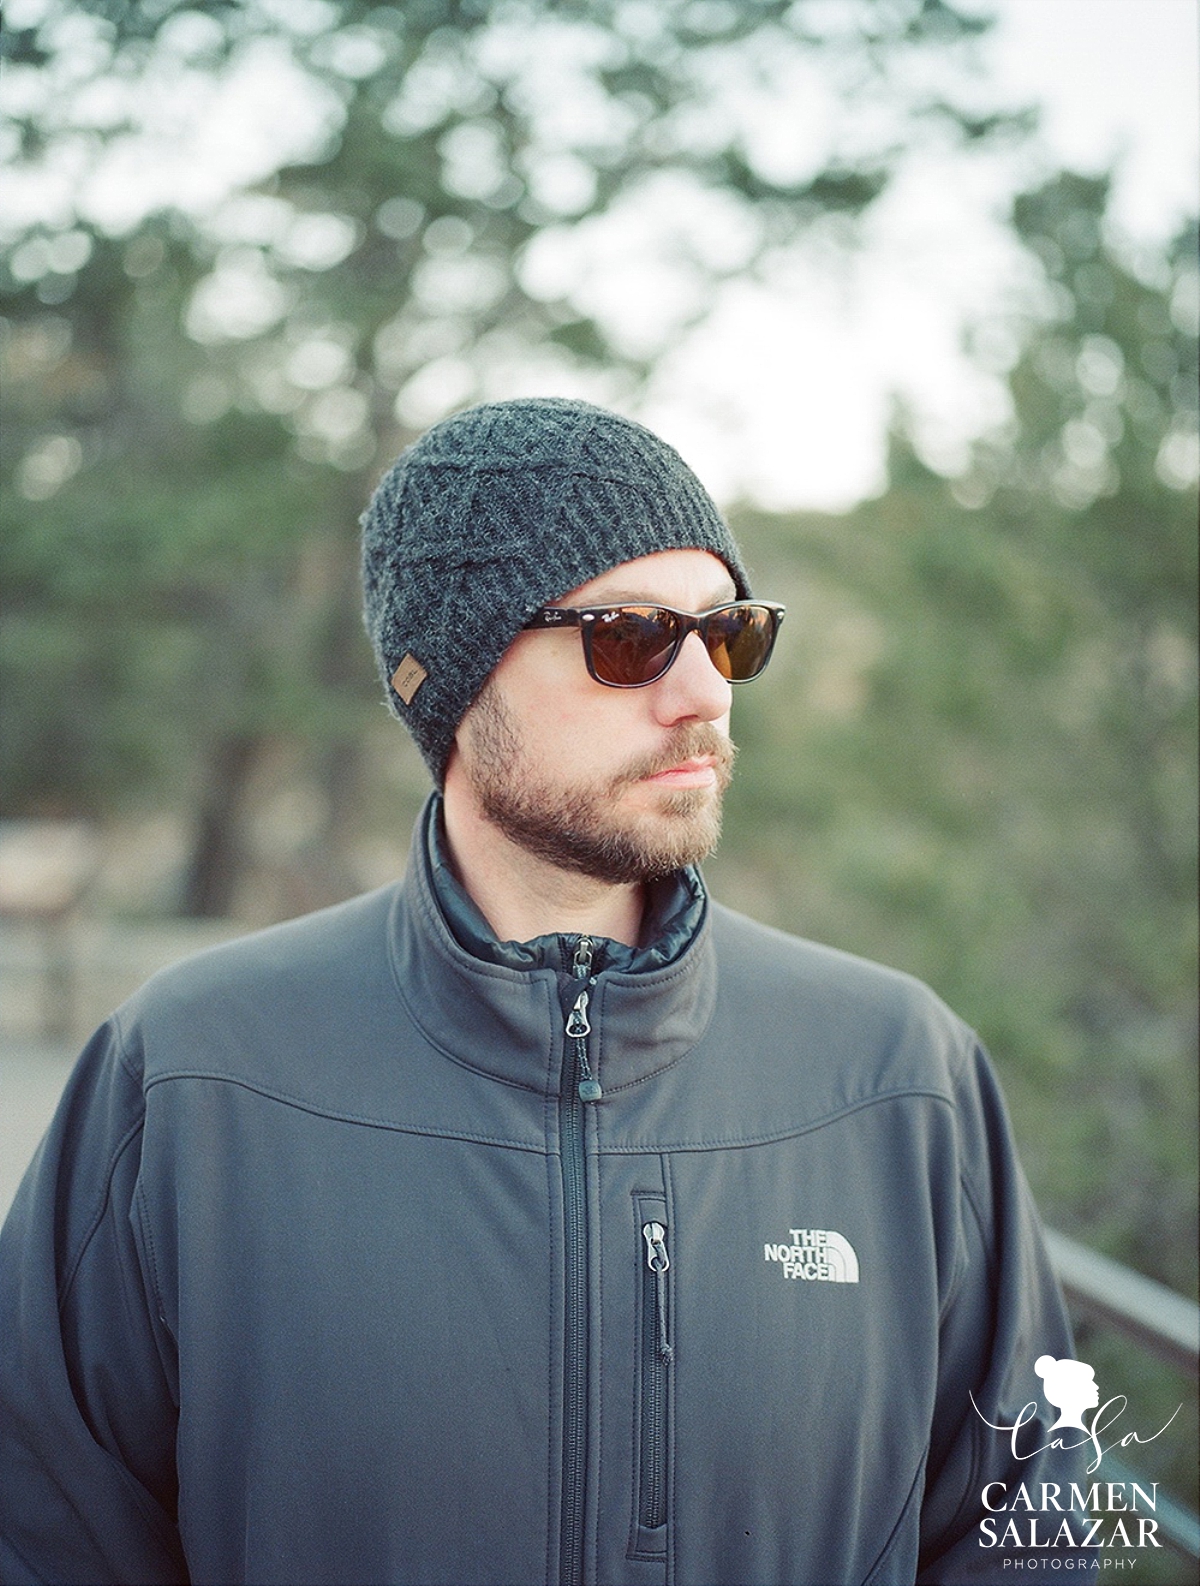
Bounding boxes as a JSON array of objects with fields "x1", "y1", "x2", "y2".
[{"x1": 0, "y1": 0, "x2": 1022, "y2": 910}]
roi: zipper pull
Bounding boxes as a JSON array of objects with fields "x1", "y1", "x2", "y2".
[
  {"x1": 565, "y1": 989, "x2": 591, "y2": 1038},
  {"x1": 572, "y1": 934, "x2": 595, "y2": 979},
  {"x1": 643, "y1": 1221, "x2": 670, "y2": 1273},
  {"x1": 642, "y1": 1222, "x2": 673, "y2": 1361},
  {"x1": 566, "y1": 988, "x2": 602, "y2": 1102},
  {"x1": 566, "y1": 935, "x2": 601, "y2": 1101}
]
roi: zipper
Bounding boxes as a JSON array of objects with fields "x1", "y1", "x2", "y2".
[
  {"x1": 567, "y1": 934, "x2": 602, "y2": 1102},
  {"x1": 559, "y1": 934, "x2": 600, "y2": 1584},
  {"x1": 638, "y1": 1218, "x2": 672, "y2": 1535}
]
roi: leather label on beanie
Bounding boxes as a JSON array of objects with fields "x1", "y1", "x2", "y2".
[{"x1": 391, "y1": 653, "x2": 428, "y2": 705}]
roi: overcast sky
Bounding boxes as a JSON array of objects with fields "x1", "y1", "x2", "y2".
[
  {"x1": 982, "y1": 0, "x2": 1197, "y2": 240},
  {"x1": 642, "y1": 0, "x2": 1199, "y2": 509}
]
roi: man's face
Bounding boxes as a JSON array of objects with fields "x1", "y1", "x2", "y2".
[{"x1": 447, "y1": 549, "x2": 738, "y2": 885}]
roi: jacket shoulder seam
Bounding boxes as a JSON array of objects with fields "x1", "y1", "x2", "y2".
[
  {"x1": 58, "y1": 1013, "x2": 147, "y2": 1309},
  {"x1": 59, "y1": 1118, "x2": 146, "y2": 1311},
  {"x1": 142, "y1": 1069, "x2": 548, "y2": 1153},
  {"x1": 603, "y1": 1083, "x2": 957, "y2": 1154}
]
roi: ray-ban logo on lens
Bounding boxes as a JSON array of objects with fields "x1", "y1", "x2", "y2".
[{"x1": 764, "y1": 1228, "x2": 859, "y2": 1283}]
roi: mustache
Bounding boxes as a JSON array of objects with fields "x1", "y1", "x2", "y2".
[{"x1": 617, "y1": 724, "x2": 737, "y2": 786}]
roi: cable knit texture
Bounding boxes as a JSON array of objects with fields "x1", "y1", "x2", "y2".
[{"x1": 361, "y1": 397, "x2": 751, "y2": 783}]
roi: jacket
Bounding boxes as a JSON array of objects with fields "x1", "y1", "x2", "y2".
[{"x1": 1, "y1": 798, "x2": 1084, "y2": 1585}]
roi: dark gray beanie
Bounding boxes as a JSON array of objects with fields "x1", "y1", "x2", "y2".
[{"x1": 361, "y1": 397, "x2": 751, "y2": 784}]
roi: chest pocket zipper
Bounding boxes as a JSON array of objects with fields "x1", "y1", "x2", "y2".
[{"x1": 633, "y1": 1210, "x2": 673, "y2": 1556}]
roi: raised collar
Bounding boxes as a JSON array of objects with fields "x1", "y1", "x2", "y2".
[
  {"x1": 386, "y1": 795, "x2": 717, "y2": 1095},
  {"x1": 423, "y1": 793, "x2": 706, "y2": 976}
]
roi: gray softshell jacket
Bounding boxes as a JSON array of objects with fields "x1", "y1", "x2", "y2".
[{"x1": 1, "y1": 798, "x2": 1083, "y2": 1584}]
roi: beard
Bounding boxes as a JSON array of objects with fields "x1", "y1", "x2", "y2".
[{"x1": 459, "y1": 679, "x2": 736, "y2": 885}]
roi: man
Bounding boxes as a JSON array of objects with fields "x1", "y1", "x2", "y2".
[{"x1": 2, "y1": 398, "x2": 1084, "y2": 1583}]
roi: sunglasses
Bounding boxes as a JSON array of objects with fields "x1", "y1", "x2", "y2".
[{"x1": 522, "y1": 599, "x2": 785, "y2": 688}]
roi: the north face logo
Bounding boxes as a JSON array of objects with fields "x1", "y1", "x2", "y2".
[{"x1": 764, "y1": 1228, "x2": 860, "y2": 1283}]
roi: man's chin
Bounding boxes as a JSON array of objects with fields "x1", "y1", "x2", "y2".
[{"x1": 604, "y1": 794, "x2": 725, "y2": 879}]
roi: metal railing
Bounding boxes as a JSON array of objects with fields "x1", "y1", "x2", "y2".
[{"x1": 1045, "y1": 1227, "x2": 1200, "y2": 1563}]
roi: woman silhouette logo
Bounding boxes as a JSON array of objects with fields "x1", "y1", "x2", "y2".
[
  {"x1": 973, "y1": 1353, "x2": 1179, "y2": 1475},
  {"x1": 1034, "y1": 1355, "x2": 1100, "y2": 1433}
]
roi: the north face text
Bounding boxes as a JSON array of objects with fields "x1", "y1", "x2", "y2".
[{"x1": 764, "y1": 1228, "x2": 860, "y2": 1283}]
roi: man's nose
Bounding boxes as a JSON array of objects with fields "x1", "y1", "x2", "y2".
[{"x1": 649, "y1": 630, "x2": 732, "y2": 724}]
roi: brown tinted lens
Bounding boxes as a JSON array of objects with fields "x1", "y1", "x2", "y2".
[
  {"x1": 705, "y1": 605, "x2": 774, "y2": 680},
  {"x1": 589, "y1": 607, "x2": 680, "y2": 684}
]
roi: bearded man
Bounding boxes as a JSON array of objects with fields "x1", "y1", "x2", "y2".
[{"x1": 1, "y1": 399, "x2": 1086, "y2": 1584}]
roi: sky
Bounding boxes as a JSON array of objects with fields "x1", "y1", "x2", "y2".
[
  {"x1": 640, "y1": 0, "x2": 1200, "y2": 509},
  {"x1": 983, "y1": 0, "x2": 1197, "y2": 240}
]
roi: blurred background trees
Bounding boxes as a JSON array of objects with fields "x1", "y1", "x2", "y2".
[
  {"x1": 1, "y1": 0, "x2": 1196, "y2": 1326},
  {"x1": 3, "y1": 0, "x2": 1020, "y2": 911}
]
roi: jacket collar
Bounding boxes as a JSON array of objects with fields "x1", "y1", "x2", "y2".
[
  {"x1": 424, "y1": 793, "x2": 705, "y2": 975},
  {"x1": 386, "y1": 795, "x2": 718, "y2": 1095}
]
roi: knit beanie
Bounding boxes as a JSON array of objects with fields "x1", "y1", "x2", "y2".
[{"x1": 361, "y1": 396, "x2": 751, "y2": 784}]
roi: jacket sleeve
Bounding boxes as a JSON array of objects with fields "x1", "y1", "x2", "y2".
[
  {"x1": 916, "y1": 1040, "x2": 1090, "y2": 1581},
  {"x1": 0, "y1": 1019, "x2": 187, "y2": 1585}
]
